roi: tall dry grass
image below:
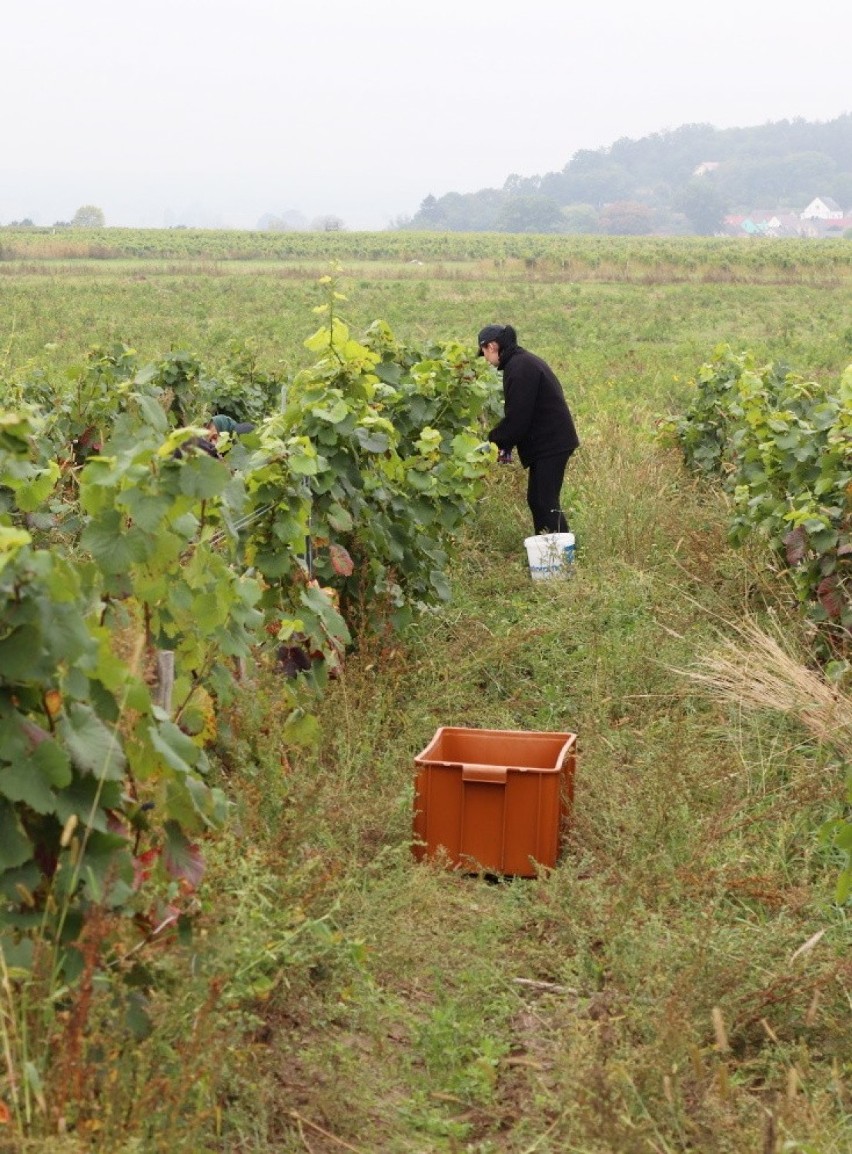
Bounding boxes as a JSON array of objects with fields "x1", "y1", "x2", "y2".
[{"x1": 677, "y1": 616, "x2": 851, "y2": 760}]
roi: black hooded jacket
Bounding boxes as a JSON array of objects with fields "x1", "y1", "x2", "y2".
[{"x1": 487, "y1": 345, "x2": 579, "y2": 468}]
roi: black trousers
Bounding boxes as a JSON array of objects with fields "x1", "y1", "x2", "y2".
[{"x1": 527, "y1": 452, "x2": 571, "y2": 533}]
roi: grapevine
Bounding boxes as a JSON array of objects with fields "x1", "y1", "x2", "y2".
[{"x1": 0, "y1": 280, "x2": 500, "y2": 994}]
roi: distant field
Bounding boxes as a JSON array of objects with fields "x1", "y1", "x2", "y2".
[
  {"x1": 2, "y1": 225, "x2": 851, "y2": 278},
  {"x1": 2, "y1": 233, "x2": 850, "y2": 416}
]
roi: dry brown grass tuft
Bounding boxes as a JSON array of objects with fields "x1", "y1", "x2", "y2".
[{"x1": 676, "y1": 616, "x2": 852, "y2": 759}]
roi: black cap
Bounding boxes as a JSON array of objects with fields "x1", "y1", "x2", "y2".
[{"x1": 477, "y1": 324, "x2": 505, "y2": 355}]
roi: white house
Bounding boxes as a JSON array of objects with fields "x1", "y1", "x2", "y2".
[{"x1": 800, "y1": 196, "x2": 843, "y2": 220}]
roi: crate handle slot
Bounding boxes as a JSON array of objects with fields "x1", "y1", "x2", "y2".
[{"x1": 461, "y1": 763, "x2": 508, "y2": 784}]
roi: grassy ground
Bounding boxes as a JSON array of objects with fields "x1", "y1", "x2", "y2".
[
  {"x1": 2, "y1": 258, "x2": 850, "y2": 384},
  {"x1": 195, "y1": 418, "x2": 850, "y2": 1154},
  {"x1": 3, "y1": 246, "x2": 850, "y2": 1153}
]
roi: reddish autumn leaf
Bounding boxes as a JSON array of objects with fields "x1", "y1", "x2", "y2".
[
  {"x1": 162, "y1": 822, "x2": 204, "y2": 889},
  {"x1": 783, "y1": 526, "x2": 807, "y2": 565},
  {"x1": 817, "y1": 576, "x2": 843, "y2": 619},
  {"x1": 106, "y1": 810, "x2": 129, "y2": 838},
  {"x1": 133, "y1": 847, "x2": 160, "y2": 891},
  {"x1": 0, "y1": 1100, "x2": 10, "y2": 1124},
  {"x1": 329, "y1": 542, "x2": 354, "y2": 577}
]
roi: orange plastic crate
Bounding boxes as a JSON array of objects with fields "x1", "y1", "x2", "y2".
[{"x1": 413, "y1": 726, "x2": 577, "y2": 876}]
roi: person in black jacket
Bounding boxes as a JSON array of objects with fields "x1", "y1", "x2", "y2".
[{"x1": 478, "y1": 324, "x2": 579, "y2": 533}]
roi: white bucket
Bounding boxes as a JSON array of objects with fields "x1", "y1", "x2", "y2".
[{"x1": 524, "y1": 532, "x2": 575, "y2": 581}]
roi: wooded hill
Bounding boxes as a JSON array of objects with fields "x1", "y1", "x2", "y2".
[{"x1": 404, "y1": 114, "x2": 852, "y2": 236}]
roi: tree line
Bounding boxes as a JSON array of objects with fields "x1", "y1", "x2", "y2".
[
  {"x1": 1, "y1": 205, "x2": 106, "y2": 229},
  {"x1": 402, "y1": 115, "x2": 852, "y2": 236}
]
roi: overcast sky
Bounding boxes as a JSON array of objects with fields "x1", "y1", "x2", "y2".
[{"x1": 3, "y1": 0, "x2": 850, "y2": 230}]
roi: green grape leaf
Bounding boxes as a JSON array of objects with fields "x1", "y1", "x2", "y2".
[
  {"x1": 0, "y1": 751, "x2": 60, "y2": 814},
  {"x1": 57, "y1": 702, "x2": 127, "y2": 780},
  {"x1": 0, "y1": 800, "x2": 33, "y2": 869},
  {"x1": 15, "y1": 462, "x2": 61, "y2": 512},
  {"x1": 0, "y1": 625, "x2": 44, "y2": 681},
  {"x1": 148, "y1": 719, "x2": 204, "y2": 776},
  {"x1": 326, "y1": 503, "x2": 354, "y2": 532},
  {"x1": 80, "y1": 513, "x2": 149, "y2": 574},
  {"x1": 354, "y1": 427, "x2": 390, "y2": 453},
  {"x1": 281, "y1": 708, "x2": 320, "y2": 747}
]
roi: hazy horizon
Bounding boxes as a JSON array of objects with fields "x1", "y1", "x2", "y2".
[{"x1": 4, "y1": 0, "x2": 850, "y2": 231}]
